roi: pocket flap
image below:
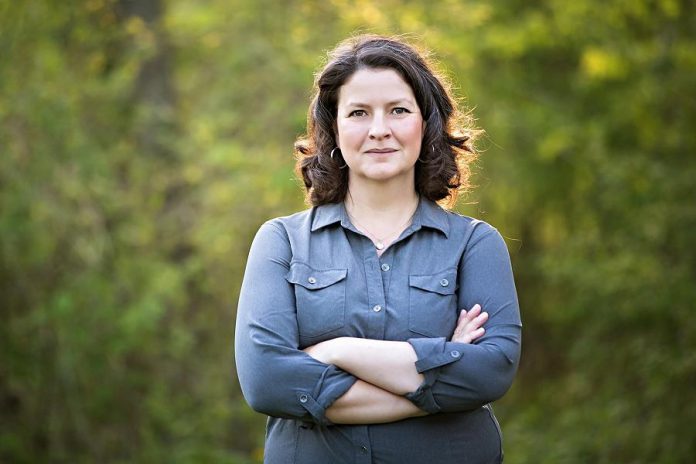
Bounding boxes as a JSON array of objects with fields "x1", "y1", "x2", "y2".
[
  {"x1": 409, "y1": 269, "x2": 457, "y2": 295},
  {"x1": 286, "y1": 262, "x2": 347, "y2": 290}
]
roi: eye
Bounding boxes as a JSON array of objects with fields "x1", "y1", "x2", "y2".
[
  {"x1": 392, "y1": 107, "x2": 411, "y2": 115},
  {"x1": 348, "y1": 109, "x2": 367, "y2": 117}
]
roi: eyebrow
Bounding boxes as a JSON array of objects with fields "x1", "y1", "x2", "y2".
[{"x1": 344, "y1": 99, "x2": 416, "y2": 108}]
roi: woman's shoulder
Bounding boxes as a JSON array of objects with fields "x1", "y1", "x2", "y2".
[
  {"x1": 259, "y1": 204, "x2": 332, "y2": 236},
  {"x1": 253, "y1": 205, "x2": 338, "y2": 259},
  {"x1": 426, "y1": 214, "x2": 513, "y2": 275},
  {"x1": 263, "y1": 208, "x2": 312, "y2": 227},
  {"x1": 435, "y1": 206, "x2": 514, "y2": 255},
  {"x1": 450, "y1": 211, "x2": 497, "y2": 234},
  {"x1": 428, "y1": 201, "x2": 499, "y2": 238}
]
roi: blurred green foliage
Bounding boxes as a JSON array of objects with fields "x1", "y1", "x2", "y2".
[{"x1": 1, "y1": 0, "x2": 694, "y2": 462}]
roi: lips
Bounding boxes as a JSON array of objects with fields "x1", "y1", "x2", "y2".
[{"x1": 365, "y1": 148, "x2": 398, "y2": 153}]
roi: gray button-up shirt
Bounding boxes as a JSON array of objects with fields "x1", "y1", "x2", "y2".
[{"x1": 235, "y1": 199, "x2": 522, "y2": 463}]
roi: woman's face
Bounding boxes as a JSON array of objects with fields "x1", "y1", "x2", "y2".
[{"x1": 336, "y1": 68, "x2": 424, "y2": 185}]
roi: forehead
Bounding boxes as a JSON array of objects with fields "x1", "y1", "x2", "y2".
[{"x1": 338, "y1": 68, "x2": 416, "y2": 106}]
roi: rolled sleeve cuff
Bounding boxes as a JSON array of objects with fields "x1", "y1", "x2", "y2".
[
  {"x1": 405, "y1": 337, "x2": 464, "y2": 414},
  {"x1": 296, "y1": 364, "x2": 357, "y2": 426}
]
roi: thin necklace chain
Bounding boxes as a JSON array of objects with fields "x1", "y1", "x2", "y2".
[{"x1": 345, "y1": 196, "x2": 419, "y2": 251}]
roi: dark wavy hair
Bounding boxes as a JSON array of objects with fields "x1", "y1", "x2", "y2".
[{"x1": 294, "y1": 34, "x2": 479, "y2": 208}]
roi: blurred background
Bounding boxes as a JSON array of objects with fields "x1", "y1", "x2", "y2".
[{"x1": 1, "y1": 0, "x2": 695, "y2": 462}]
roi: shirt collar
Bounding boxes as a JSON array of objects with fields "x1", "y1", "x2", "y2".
[
  {"x1": 311, "y1": 202, "x2": 344, "y2": 232},
  {"x1": 414, "y1": 197, "x2": 450, "y2": 237},
  {"x1": 311, "y1": 197, "x2": 450, "y2": 237}
]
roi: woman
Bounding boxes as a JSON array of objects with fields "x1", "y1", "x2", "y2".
[{"x1": 235, "y1": 35, "x2": 521, "y2": 463}]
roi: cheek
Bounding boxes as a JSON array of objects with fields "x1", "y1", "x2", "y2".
[
  {"x1": 337, "y1": 123, "x2": 366, "y2": 147},
  {"x1": 397, "y1": 118, "x2": 425, "y2": 144}
]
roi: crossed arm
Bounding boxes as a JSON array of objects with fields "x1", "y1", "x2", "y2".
[
  {"x1": 305, "y1": 305, "x2": 488, "y2": 424},
  {"x1": 236, "y1": 221, "x2": 521, "y2": 427}
]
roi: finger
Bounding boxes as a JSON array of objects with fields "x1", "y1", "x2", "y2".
[
  {"x1": 475, "y1": 312, "x2": 489, "y2": 326},
  {"x1": 464, "y1": 314, "x2": 488, "y2": 334},
  {"x1": 461, "y1": 312, "x2": 488, "y2": 336},
  {"x1": 456, "y1": 309, "x2": 472, "y2": 329},
  {"x1": 458, "y1": 309, "x2": 467, "y2": 324},
  {"x1": 471, "y1": 327, "x2": 485, "y2": 340},
  {"x1": 456, "y1": 309, "x2": 485, "y2": 334},
  {"x1": 466, "y1": 304, "x2": 482, "y2": 321}
]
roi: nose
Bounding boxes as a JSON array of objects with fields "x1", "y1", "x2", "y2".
[{"x1": 368, "y1": 113, "x2": 391, "y2": 140}]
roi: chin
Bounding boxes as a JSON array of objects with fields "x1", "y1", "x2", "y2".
[{"x1": 361, "y1": 167, "x2": 412, "y2": 182}]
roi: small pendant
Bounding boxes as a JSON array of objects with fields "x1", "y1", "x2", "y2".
[{"x1": 375, "y1": 241, "x2": 385, "y2": 250}]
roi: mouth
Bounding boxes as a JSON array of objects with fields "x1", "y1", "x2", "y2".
[{"x1": 365, "y1": 148, "x2": 398, "y2": 154}]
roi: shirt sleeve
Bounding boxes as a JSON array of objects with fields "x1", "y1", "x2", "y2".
[
  {"x1": 405, "y1": 223, "x2": 522, "y2": 413},
  {"x1": 234, "y1": 221, "x2": 357, "y2": 425}
]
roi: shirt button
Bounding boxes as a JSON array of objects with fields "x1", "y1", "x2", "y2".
[
  {"x1": 450, "y1": 350, "x2": 461, "y2": 358},
  {"x1": 360, "y1": 445, "x2": 368, "y2": 454},
  {"x1": 440, "y1": 278, "x2": 449, "y2": 287},
  {"x1": 299, "y1": 394, "x2": 308, "y2": 403},
  {"x1": 381, "y1": 263, "x2": 390, "y2": 272},
  {"x1": 372, "y1": 304, "x2": 382, "y2": 312},
  {"x1": 307, "y1": 277, "x2": 317, "y2": 284}
]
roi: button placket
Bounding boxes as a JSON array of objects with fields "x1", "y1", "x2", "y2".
[
  {"x1": 363, "y1": 250, "x2": 387, "y2": 340},
  {"x1": 353, "y1": 425, "x2": 371, "y2": 464},
  {"x1": 375, "y1": 256, "x2": 393, "y2": 334}
]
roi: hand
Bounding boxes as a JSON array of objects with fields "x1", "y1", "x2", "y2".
[{"x1": 451, "y1": 304, "x2": 488, "y2": 344}]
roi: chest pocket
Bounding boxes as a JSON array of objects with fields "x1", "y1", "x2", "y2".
[
  {"x1": 408, "y1": 268, "x2": 458, "y2": 338},
  {"x1": 286, "y1": 262, "x2": 347, "y2": 339}
]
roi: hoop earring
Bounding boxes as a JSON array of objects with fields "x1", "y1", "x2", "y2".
[{"x1": 330, "y1": 147, "x2": 348, "y2": 169}]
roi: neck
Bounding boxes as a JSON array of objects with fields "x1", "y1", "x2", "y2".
[
  {"x1": 344, "y1": 178, "x2": 420, "y2": 240},
  {"x1": 345, "y1": 175, "x2": 419, "y2": 217}
]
